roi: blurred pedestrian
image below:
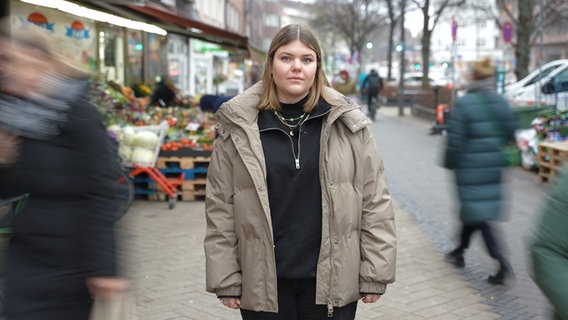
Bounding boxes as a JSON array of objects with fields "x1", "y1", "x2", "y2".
[
  {"x1": 333, "y1": 69, "x2": 357, "y2": 96},
  {"x1": 530, "y1": 169, "x2": 568, "y2": 319},
  {"x1": 361, "y1": 69, "x2": 383, "y2": 119},
  {"x1": 0, "y1": 26, "x2": 129, "y2": 319},
  {"x1": 148, "y1": 74, "x2": 180, "y2": 108},
  {"x1": 204, "y1": 24, "x2": 396, "y2": 320},
  {"x1": 442, "y1": 57, "x2": 517, "y2": 285}
]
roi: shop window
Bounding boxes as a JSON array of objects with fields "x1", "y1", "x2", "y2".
[
  {"x1": 98, "y1": 25, "x2": 124, "y2": 84},
  {"x1": 127, "y1": 30, "x2": 143, "y2": 86},
  {"x1": 145, "y1": 33, "x2": 167, "y2": 84}
]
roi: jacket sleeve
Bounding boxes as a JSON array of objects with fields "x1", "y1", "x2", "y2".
[
  {"x1": 75, "y1": 102, "x2": 117, "y2": 277},
  {"x1": 530, "y1": 170, "x2": 568, "y2": 319},
  {"x1": 204, "y1": 126, "x2": 242, "y2": 297},
  {"x1": 443, "y1": 98, "x2": 468, "y2": 170},
  {"x1": 359, "y1": 128, "x2": 397, "y2": 294}
]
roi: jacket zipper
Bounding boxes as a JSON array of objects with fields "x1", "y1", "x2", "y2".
[
  {"x1": 322, "y1": 122, "x2": 335, "y2": 318},
  {"x1": 259, "y1": 127, "x2": 300, "y2": 169}
]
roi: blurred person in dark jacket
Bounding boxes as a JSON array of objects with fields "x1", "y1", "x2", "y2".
[
  {"x1": 0, "y1": 26, "x2": 129, "y2": 319},
  {"x1": 443, "y1": 57, "x2": 517, "y2": 285},
  {"x1": 530, "y1": 169, "x2": 568, "y2": 320},
  {"x1": 148, "y1": 74, "x2": 180, "y2": 108}
]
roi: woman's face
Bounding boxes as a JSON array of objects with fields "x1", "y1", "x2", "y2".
[
  {"x1": 0, "y1": 40, "x2": 52, "y2": 98},
  {"x1": 271, "y1": 40, "x2": 317, "y2": 104}
]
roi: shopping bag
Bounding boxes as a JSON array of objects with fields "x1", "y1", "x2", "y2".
[
  {"x1": 0, "y1": 194, "x2": 29, "y2": 276},
  {"x1": 502, "y1": 144, "x2": 522, "y2": 167},
  {"x1": 89, "y1": 293, "x2": 133, "y2": 320}
]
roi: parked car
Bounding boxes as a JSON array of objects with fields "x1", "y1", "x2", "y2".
[{"x1": 505, "y1": 59, "x2": 568, "y2": 110}]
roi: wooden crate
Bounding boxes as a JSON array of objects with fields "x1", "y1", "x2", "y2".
[
  {"x1": 156, "y1": 156, "x2": 211, "y2": 169},
  {"x1": 537, "y1": 141, "x2": 568, "y2": 182},
  {"x1": 181, "y1": 179, "x2": 207, "y2": 191}
]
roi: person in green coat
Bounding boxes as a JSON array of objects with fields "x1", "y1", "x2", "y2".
[
  {"x1": 443, "y1": 57, "x2": 517, "y2": 285},
  {"x1": 530, "y1": 169, "x2": 568, "y2": 320}
]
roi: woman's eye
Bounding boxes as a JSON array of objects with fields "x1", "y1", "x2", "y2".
[
  {"x1": 281, "y1": 56, "x2": 290, "y2": 62},
  {"x1": 302, "y1": 57, "x2": 313, "y2": 63}
]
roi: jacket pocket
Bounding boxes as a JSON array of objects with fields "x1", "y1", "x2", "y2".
[{"x1": 239, "y1": 237, "x2": 267, "y2": 310}]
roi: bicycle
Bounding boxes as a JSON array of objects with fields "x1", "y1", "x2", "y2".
[{"x1": 368, "y1": 96, "x2": 378, "y2": 121}]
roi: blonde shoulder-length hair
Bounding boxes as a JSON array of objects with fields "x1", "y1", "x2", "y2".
[{"x1": 258, "y1": 24, "x2": 332, "y2": 113}]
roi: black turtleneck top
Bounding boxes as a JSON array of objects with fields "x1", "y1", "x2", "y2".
[{"x1": 257, "y1": 95, "x2": 331, "y2": 279}]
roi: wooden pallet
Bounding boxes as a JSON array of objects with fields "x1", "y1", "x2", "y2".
[
  {"x1": 181, "y1": 179, "x2": 207, "y2": 191},
  {"x1": 156, "y1": 156, "x2": 211, "y2": 169},
  {"x1": 537, "y1": 141, "x2": 568, "y2": 182}
]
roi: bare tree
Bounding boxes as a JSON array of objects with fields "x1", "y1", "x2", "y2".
[
  {"x1": 411, "y1": 0, "x2": 467, "y2": 87},
  {"x1": 470, "y1": 0, "x2": 568, "y2": 80},
  {"x1": 310, "y1": 0, "x2": 385, "y2": 69},
  {"x1": 385, "y1": 0, "x2": 405, "y2": 80},
  {"x1": 495, "y1": 0, "x2": 568, "y2": 80}
]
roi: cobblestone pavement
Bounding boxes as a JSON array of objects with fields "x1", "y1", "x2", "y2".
[{"x1": 121, "y1": 199, "x2": 498, "y2": 320}]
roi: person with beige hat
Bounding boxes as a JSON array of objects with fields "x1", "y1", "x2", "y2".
[{"x1": 442, "y1": 56, "x2": 517, "y2": 285}]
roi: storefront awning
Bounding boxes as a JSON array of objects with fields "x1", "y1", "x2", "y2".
[{"x1": 125, "y1": 4, "x2": 248, "y2": 51}]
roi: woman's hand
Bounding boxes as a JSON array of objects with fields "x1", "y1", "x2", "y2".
[
  {"x1": 219, "y1": 297, "x2": 241, "y2": 309},
  {"x1": 86, "y1": 277, "x2": 131, "y2": 299},
  {"x1": 361, "y1": 293, "x2": 381, "y2": 303}
]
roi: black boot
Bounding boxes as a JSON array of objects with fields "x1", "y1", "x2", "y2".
[
  {"x1": 488, "y1": 259, "x2": 514, "y2": 285},
  {"x1": 444, "y1": 248, "x2": 465, "y2": 268}
]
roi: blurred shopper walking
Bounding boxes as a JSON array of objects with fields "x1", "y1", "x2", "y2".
[
  {"x1": 0, "y1": 26, "x2": 129, "y2": 319},
  {"x1": 360, "y1": 69, "x2": 383, "y2": 121},
  {"x1": 204, "y1": 24, "x2": 396, "y2": 320},
  {"x1": 530, "y1": 169, "x2": 568, "y2": 320},
  {"x1": 442, "y1": 57, "x2": 517, "y2": 285}
]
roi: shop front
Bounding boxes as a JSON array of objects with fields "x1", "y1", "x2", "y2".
[{"x1": 7, "y1": 0, "x2": 168, "y2": 87}]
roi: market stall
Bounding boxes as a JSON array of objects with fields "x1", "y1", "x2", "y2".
[{"x1": 89, "y1": 80, "x2": 218, "y2": 202}]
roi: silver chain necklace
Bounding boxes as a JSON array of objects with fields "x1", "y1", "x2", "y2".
[{"x1": 274, "y1": 111, "x2": 308, "y2": 136}]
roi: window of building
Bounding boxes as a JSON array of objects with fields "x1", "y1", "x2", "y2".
[
  {"x1": 226, "y1": 4, "x2": 239, "y2": 32},
  {"x1": 264, "y1": 14, "x2": 279, "y2": 28},
  {"x1": 263, "y1": 38, "x2": 272, "y2": 51}
]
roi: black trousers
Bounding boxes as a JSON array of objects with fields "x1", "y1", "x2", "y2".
[
  {"x1": 240, "y1": 279, "x2": 358, "y2": 320},
  {"x1": 458, "y1": 222, "x2": 504, "y2": 261}
]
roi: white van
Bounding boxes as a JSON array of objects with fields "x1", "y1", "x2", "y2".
[{"x1": 505, "y1": 59, "x2": 568, "y2": 110}]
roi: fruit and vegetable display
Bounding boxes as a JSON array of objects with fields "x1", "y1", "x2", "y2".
[{"x1": 89, "y1": 80, "x2": 217, "y2": 161}]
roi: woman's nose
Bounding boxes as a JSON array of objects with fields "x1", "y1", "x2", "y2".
[{"x1": 291, "y1": 58, "x2": 302, "y2": 71}]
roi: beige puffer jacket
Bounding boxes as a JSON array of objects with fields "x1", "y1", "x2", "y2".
[{"x1": 204, "y1": 82, "x2": 396, "y2": 314}]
